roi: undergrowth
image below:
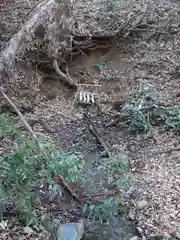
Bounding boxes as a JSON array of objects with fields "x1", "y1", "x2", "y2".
[
  {"x1": 0, "y1": 114, "x2": 84, "y2": 228},
  {"x1": 0, "y1": 113, "x2": 131, "y2": 230},
  {"x1": 1, "y1": 82, "x2": 178, "y2": 231},
  {"x1": 123, "y1": 82, "x2": 180, "y2": 133}
]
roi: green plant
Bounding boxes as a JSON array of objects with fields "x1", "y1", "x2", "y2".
[
  {"x1": 116, "y1": 198, "x2": 128, "y2": 213},
  {"x1": 123, "y1": 83, "x2": 180, "y2": 133},
  {"x1": 92, "y1": 61, "x2": 106, "y2": 70},
  {"x1": 83, "y1": 197, "x2": 117, "y2": 224},
  {"x1": 125, "y1": 105, "x2": 152, "y2": 133},
  {"x1": 99, "y1": 152, "x2": 131, "y2": 190},
  {"x1": 0, "y1": 114, "x2": 132, "y2": 229},
  {"x1": 48, "y1": 151, "x2": 84, "y2": 182},
  {"x1": 122, "y1": 82, "x2": 157, "y2": 133},
  {"x1": 0, "y1": 116, "x2": 84, "y2": 227},
  {"x1": 0, "y1": 113, "x2": 19, "y2": 138}
]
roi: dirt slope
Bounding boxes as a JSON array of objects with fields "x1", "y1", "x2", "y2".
[{"x1": 1, "y1": 0, "x2": 180, "y2": 239}]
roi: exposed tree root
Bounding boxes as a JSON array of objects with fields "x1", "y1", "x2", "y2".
[
  {"x1": 0, "y1": 0, "x2": 61, "y2": 82},
  {"x1": 52, "y1": 59, "x2": 77, "y2": 88}
]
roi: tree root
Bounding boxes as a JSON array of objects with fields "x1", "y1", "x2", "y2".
[
  {"x1": 52, "y1": 59, "x2": 77, "y2": 88},
  {"x1": 0, "y1": 0, "x2": 61, "y2": 82}
]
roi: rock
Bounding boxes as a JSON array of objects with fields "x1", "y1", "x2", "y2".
[
  {"x1": 0, "y1": 220, "x2": 7, "y2": 230},
  {"x1": 23, "y1": 226, "x2": 34, "y2": 234},
  {"x1": 56, "y1": 220, "x2": 84, "y2": 240},
  {"x1": 149, "y1": 233, "x2": 164, "y2": 239},
  {"x1": 136, "y1": 200, "x2": 148, "y2": 210},
  {"x1": 163, "y1": 232, "x2": 171, "y2": 238},
  {"x1": 136, "y1": 226, "x2": 143, "y2": 235},
  {"x1": 74, "y1": 113, "x2": 84, "y2": 119},
  {"x1": 129, "y1": 236, "x2": 139, "y2": 240},
  {"x1": 128, "y1": 209, "x2": 136, "y2": 221}
]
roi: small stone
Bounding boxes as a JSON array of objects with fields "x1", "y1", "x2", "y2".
[
  {"x1": 23, "y1": 226, "x2": 34, "y2": 234},
  {"x1": 128, "y1": 209, "x2": 136, "y2": 220},
  {"x1": 74, "y1": 113, "x2": 84, "y2": 119},
  {"x1": 136, "y1": 200, "x2": 148, "y2": 210},
  {"x1": 0, "y1": 221, "x2": 8, "y2": 230},
  {"x1": 129, "y1": 236, "x2": 139, "y2": 240},
  {"x1": 142, "y1": 236, "x2": 146, "y2": 240},
  {"x1": 56, "y1": 220, "x2": 84, "y2": 240},
  {"x1": 136, "y1": 227, "x2": 143, "y2": 235},
  {"x1": 160, "y1": 232, "x2": 171, "y2": 238}
]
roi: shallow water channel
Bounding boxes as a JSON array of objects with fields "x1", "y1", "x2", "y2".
[{"x1": 82, "y1": 154, "x2": 136, "y2": 240}]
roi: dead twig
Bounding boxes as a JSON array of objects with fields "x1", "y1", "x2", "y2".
[
  {"x1": 77, "y1": 83, "x2": 102, "y2": 87},
  {"x1": 106, "y1": 113, "x2": 127, "y2": 127},
  {"x1": 0, "y1": 88, "x2": 40, "y2": 147},
  {"x1": 71, "y1": 84, "x2": 82, "y2": 111},
  {"x1": 75, "y1": 72, "x2": 92, "y2": 83},
  {"x1": 26, "y1": 0, "x2": 32, "y2": 8},
  {"x1": 84, "y1": 112, "x2": 111, "y2": 157},
  {"x1": 106, "y1": 115, "x2": 121, "y2": 127}
]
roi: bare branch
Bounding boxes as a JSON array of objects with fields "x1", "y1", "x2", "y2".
[{"x1": 0, "y1": 88, "x2": 41, "y2": 148}]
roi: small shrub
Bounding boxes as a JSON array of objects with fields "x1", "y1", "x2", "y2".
[
  {"x1": 123, "y1": 82, "x2": 180, "y2": 133},
  {"x1": 0, "y1": 113, "x2": 19, "y2": 138},
  {"x1": 83, "y1": 197, "x2": 116, "y2": 223},
  {"x1": 99, "y1": 152, "x2": 131, "y2": 190},
  {"x1": 0, "y1": 114, "x2": 131, "y2": 229},
  {"x1": 92, "y1": 61, "x2": 106, "y2": 70},
  {"x1": 0, "y1": 125, "x2": 84, "y2": 227}
]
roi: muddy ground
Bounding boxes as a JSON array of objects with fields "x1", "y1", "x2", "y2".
[{"x1": 1, "y1": 0, "x2": 180, "y2": 239}]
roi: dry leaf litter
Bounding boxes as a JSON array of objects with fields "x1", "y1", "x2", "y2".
[{"x1": 1, "y1": 0, "x2": 180, "y2": 239}]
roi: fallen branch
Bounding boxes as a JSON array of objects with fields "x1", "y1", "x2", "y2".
[
  {"x1": 53, "y1": 175, "x2": 105, "y2": 206},
  {"x1": 52, "y1": 59, "x2": 77, "y2": 88},
  {"x1": 106, "y1": 113, "x2": 127, "y2": 127},
  {"x1": 0, "y1": 88, "x2": 40, "y2": 147},
  {"x1": 84, "y1": 112, "x2": 111, "y2": 157},
  {"x1": 71, "y1": 84, "x2": 82, "y2": 111},
  {"x1": 54, "y1": 175, "x2": 82, "y2": 204}
]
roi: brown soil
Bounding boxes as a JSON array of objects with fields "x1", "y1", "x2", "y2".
[{"x1": 1, "y1": 0, "x2": 180, "y2": 239}]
